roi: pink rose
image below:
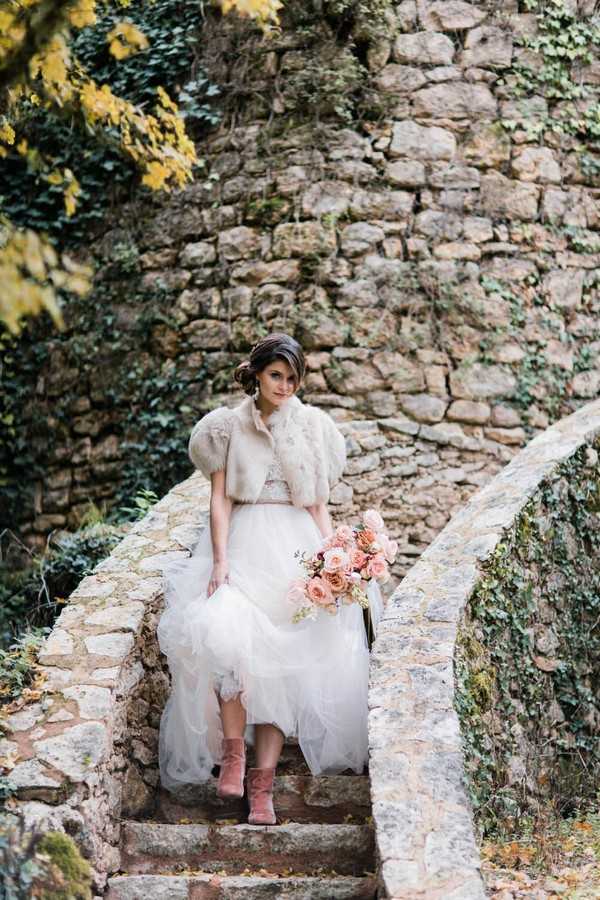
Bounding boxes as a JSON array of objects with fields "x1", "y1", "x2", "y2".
[
  {"x1": 287, "y1": 579, "x2": 309, "y2": 607},
  {"x1": 320, "y1": 532, "x2": 339, "y2": 551},
  {"x1": 378, "y1": 533, "x2": 398, "y2": 564},
  {"x1": 306, "y1": 576, "x2": 334, "y2": 606},
  {"x1": 334, "y1": 524, "x2": 354, "y2": 546},
  {"x1": 350, "y1": 548, "x2": 367, "y2": 570},
  {"x1": 323, "y1": 547, "x2": 351, "y2": 573},
  {"x1": 363, "y1": 509, "x2": 384, "y2": 531},
  {"x1": 367, "y1": 553, "x2": 389, "y2": 582}
]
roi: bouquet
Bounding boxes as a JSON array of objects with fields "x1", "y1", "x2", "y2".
[{"x1": 287, "y1": 508, "x2": 398, "y2": 624}]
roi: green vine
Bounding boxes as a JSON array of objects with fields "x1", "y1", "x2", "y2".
[
  {"x1": 455, "y1": 442, "x2": 600, "y2": 836},
  {"x1": 504, "y1": 0, "x2": 600, "y2": 163}
]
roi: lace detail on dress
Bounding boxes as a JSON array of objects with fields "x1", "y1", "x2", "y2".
[{"x1": 256, "y1": 437, "x2": 292, "y2": 504}]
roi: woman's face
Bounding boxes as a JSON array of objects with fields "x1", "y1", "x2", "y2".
[{"x1": 256, "y1": 358, "x2": 298, "y2": 406}]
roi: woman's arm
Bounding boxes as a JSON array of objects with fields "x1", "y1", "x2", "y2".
[
  {"x1": 305, "y1": 501, "x2": 333, "y2": 539},
  {"x1": 207, "y1": 470, "x2": 233, "y2": 597}
]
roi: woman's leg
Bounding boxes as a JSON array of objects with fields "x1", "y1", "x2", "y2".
[
  {"x1": 216, "y1": 694, "x2": 247, "y2": 798},
  {"x1": 247, "y1": 723, "x2": 283, "y2": 825},
  {"x1": 254, "y1": 723, "x2": 284, "y2": 768},
  {"x1": 219, "y1": 694, "x2": 247, "y2": 737}
]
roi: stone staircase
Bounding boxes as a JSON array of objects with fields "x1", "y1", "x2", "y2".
[{"x1": 106, "y1": 741, "x2": 377, "y2": 899}]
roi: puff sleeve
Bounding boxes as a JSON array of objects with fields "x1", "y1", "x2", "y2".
[
  {"x1": 315, "y1": 407, "x2": 347, "y2": 487},
  {"x1": 188, "y1": 407, "x2": 234, "y2": 479}
]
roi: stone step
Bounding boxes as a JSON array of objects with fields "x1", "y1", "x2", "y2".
[
  {"x1": 155, "y1": 775, "x2": 372, "y2": 825},
  {"x1": 120, "y1": 822, "x2": 375, "y2": 877},
  {"x1": 107, "y1": 873, "x2": 377, "y2": 899}
]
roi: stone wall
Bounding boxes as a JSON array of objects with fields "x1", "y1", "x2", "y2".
[
  {"x1": 12, "y1": 0, "x2": 600, "y2": 590},
  {"x1": 368, "y1": 397, "x2": 600, "y2": 899}
]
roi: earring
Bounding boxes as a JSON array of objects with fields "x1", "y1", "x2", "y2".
[{"x1": 253, "y1": 382, "x2": 259, "y2": 399}]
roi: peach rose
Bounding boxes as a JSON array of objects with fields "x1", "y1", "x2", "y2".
[
  {"x1": 334, "y1": 524, "x2": 354, "y2": 546},
  {"x1": 323, "y1": 570, "x2": 348, "y2": 595},
  {"x1": 323, "y1": 547, "x2": 351, "y2": 573},
  {"x1": 367, "y1": 553, "x2": 389, "y2": 581},
  {"x1": 350, "y1": 547, "x2": 367, "y2": 570},
  {"x1": 306, "y1": 576, "x2": 334, "y2": 606},
  {"x1": 357, "y1": 529, "x2": 377, "y2": 551},
  {"x1": 363, "y1": 509, "x2": 384, "y2": 531}
]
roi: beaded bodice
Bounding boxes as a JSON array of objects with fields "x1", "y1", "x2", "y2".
[{"x1": 255, "y1": 424, "x2": 292, "y2": 503}]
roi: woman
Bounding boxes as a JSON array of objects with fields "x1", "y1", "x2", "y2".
[{"x1": 157, "y1": 332, "x2": 380, "y2": 826}]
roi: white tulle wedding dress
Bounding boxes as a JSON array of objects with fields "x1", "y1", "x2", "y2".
[{"x1": 157, "y1": 435, "x2": 383, "y2": 792}]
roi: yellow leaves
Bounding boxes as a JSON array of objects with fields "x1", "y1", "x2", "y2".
[
  {"x1": 107, "y1": 21, "x2": 149, "y2": 60},
  {"x1": 141, "y1": 160, "x2": 170, "y2": 191},
  {"x1": 219, "y1": 0, "x2": 283, "y2": 29},
  {"x1": 30, "y1": 34, "x2": 70, "y2": 88},
  {"x1": 0, "y1": 224, "x2": 93, "y2": 334},
  {"x1": 80, "y1": 81, "x2": 121, "y2": 125},
  {"x1": 157, "y1": 85, "x2": 177, "y2": 112},
  {"x1": 44, "y1": 168, "x2": 81, "y2": 216},
  {"x1": 0, "y1": 119, "x2": 15, "y2": 145},
  {"x1": 69, "y1": 0, "x2": 97, "y2": 28}
]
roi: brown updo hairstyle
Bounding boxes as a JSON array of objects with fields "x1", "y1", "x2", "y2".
[{"x1": 233, "y1": 333, "x2": 306, "y2": 396}]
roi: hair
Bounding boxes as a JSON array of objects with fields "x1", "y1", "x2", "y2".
[{"x1": 233, "y1": 332, "x2": 306, "y2": 396}]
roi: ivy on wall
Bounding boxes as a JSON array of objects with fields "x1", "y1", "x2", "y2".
[
  {"x1": 0, "y1": 0, "x2": 220, "y2": 245},
  {"x1": 455, "y1": 441, "x2": 600, "y2": 836},
  {"x1": 506, "y1": 0, "x2": 600, "y2": 163}
]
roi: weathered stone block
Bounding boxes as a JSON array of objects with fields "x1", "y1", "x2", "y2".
[
  {"x1": 179, "y1": 242, "x2": 216, "y2": 267},
  {"x1": 542, "y1": 269, "x2": 585, "y2": 310},
  {"x1": 301, "y1": 181, "x2": 353, "y2": 217},
  {"x1": 272, "y1": 222, "x2": 336, "y2": 258},
  {"x1": 349, "y1": 189, "x2": 414, "y2": 220},
  {"x1": 412, "y1": 82, "x2": 497, "y2": 119},
  {"x1": 296, "y1": 315, "x2": 348, "y2": 350},
  {"x1": 183, "y1": 320, "x2": 230, "y2": 350},
  {"x1": 480, "y1": 173, "x2": 540, "y2": 221},
  {"x1": 400, "y1": 393, "x2": 449, "y2": 423},
  {"x1": 512, "y1": 147, "x2": 561, "y2": 184},
  {"x1": 375, "y1": 64, "x2": 426, "y2": 93},
  {"x1": 34, "y1": 722, "x2": 109, "y2": 782},
  {"x1": 372, "y1": 351, "x2": 425, "y2": 392},
  {"x1": 389, "y1": 120, "x2": 456, "y2": 161},
  {"x1": 450, "y1": 363, "x2": 517, "y2": 400},
  {"x1": 394, "y1": 31, "x2": 455, "y2": 65},
  {"x1": 570, "y1": 370, "x2": 600, "y2": 397},
  {"x1": 230, "y1": 259, "x2": 301, "y2": 286},
  {"x1": 420, "y1": 1, "x2": 487, "y2": 31},
  {"x1": 217, "y1": 227, "x2": 262, "y2": 261},
  {"x1": 415, "y1": 210, "x2": 462, "y2": 240},
  {"x1": 341, "y1": 223, "x2": 385, "y2": 256},
  {"x1": 459, "y1": 26, "x2": 513, "y2": 68},
  {"x1": 433, "y1": 242, "x2": 481, "y2": 261},
  {"x1": 447, "y1": 400, "x2": 490, "y2": 424},
  {"x1": 463, "y1": 123, "x2": 511, "y2": 167},
  {"x1": 386, "y1": 160, "x2": 426, "y2": 187}
]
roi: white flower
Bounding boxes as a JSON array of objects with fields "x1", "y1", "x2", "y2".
[{"x1": 363, "y1": 508, "x2": 384, "y2": 531}]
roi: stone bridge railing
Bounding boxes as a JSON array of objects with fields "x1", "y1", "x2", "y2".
[{"x1": 368, "y1": 398, "x2": 600, "y2": 899}]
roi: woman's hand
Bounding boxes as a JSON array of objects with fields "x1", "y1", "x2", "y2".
[{"x1": 207, "y1": 561, "x2": 229, "y2": 598}]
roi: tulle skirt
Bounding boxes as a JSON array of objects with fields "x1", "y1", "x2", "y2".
[{"x1": 157, "y1": 501, "x2": 381, "y2": 792}]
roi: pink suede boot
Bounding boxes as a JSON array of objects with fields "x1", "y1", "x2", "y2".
[
  {"x1": 247, "y1": 767, "x2": 277, "y2": 825},
  {"x1": 216, "y1": 737, "x2": 246, "y2": 799}
]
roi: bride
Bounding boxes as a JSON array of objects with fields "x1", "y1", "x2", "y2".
[{"x1": 157, "y1": 332, "x2": 381, "y2": 826}]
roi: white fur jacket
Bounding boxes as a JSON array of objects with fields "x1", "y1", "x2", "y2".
[{"x1": 188, "y1": 394, "x2": 347, "y2": 507}]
